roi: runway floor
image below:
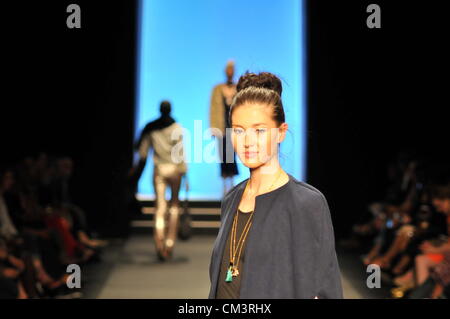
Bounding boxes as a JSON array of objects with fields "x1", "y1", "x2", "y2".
[{"x1": 81, "y1": 233, "x2": 390, "y2": 299}]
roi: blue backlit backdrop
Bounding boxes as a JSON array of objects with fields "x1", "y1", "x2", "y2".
[{"x1": 135, "y1": 0, "x2": 306, "y2": 200}]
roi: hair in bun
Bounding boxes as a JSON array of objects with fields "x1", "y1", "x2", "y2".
[
  {"x1": 236, "y1": 72, "x2": 282, "y2": 96},
  {"x1": 230, "y1": 71, "x2": 285, "y2": 126}
]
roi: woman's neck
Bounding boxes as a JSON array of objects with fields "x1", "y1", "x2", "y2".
[{"x1": 247, "y1": 159, "x2": 283, "y2": 195}]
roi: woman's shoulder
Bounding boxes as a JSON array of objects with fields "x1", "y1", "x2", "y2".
[
  {"x1": 223, "y1": 178, "x2": 248, "y2": 201},
  {"x1": 286, "y1": 176, "x2": 333, "y2": 240},
  {"x1": 285, "y1": 174, "x2": 330, "y2": 213},
  {"x1": 287, "y1": 174, "x2": 325, "y2": 197}
]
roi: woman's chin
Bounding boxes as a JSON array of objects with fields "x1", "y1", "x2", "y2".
[{"x1": 241, "y1": 160, "x2": 263, "y2": 169}]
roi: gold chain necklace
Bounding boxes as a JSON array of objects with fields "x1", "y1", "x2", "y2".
[{"x1": 225, "y1": 168, "x2": 283, "y2": 283}]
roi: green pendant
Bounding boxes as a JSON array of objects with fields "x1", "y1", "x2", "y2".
[{"x1": 225, "y1": 267, "x2": 233, "y2": 282}]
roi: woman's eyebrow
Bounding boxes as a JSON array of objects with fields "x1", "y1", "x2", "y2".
[{"x1": 232, "y1": 123, "x2": 268, "y2": 127}]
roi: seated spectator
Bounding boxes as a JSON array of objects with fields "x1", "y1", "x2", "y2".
[
  {"x1": 0, "y1": 238, "x2": 28, "y2": 298},
  {"x1": 51, "y1": 157, "x2": 108, "y2": 250},
  {"x1": 391, "y1": 183, "x2": 450, "y2": 298},
  {"x1": 361, "y1": 159, "x2": 421, "y2": 266},
  {"x1": 1, "y1": 154, "x2": 107, "y2": 299},
  {"x1": 370, "y1": 184, "x2": 445, "y2": 273}
]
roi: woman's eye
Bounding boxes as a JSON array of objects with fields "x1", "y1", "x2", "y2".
[{"x1": 232, "y1": 128, "x2": 266, "y2": 135}]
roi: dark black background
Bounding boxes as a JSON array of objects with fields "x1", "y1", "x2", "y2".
[
  {"x1": 1, "y1": 1, "x2": 448, "y2": 238},
  {"x1": 306, "y1": 1, "x2": 449, "y2": 237}
]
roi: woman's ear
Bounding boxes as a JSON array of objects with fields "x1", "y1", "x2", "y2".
[{"x1": 277, "y1": 123, "x2": 288, "y2": 143}]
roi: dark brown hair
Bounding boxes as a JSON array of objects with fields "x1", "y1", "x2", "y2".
[{"x1": 229, "y1": 72, "x2": 285, "y2": 127}]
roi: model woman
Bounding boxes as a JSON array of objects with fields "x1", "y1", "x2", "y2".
[
  {"x1": 209, "y1": 61, "x2": 240, "y2": 196},
  {"x1": 136, "y1": 101, "x2": 187, "y2": 261},
  {"x1": 208, "y1": 72, "x2": 343, "y2": 298}
]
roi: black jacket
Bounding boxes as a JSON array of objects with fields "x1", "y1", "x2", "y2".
[{"x1": 209, "y1": 173, "x2": 343, "y2": 299}]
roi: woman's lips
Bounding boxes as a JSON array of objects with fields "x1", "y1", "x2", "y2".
[{"x1": 244, "y1": 151, "x2": 258, "y2": 158}]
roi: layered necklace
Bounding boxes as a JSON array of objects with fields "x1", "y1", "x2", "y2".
[{"x1": 225, "y1": 168, "x2": 283, "y2": 283}]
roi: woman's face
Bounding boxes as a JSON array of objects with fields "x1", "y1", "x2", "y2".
[{"x1": 231, "y1": 103, "x2": 287, "y2": 169}]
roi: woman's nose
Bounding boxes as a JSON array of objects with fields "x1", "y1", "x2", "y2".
[{"x1": 244, "y1": 130, "x2": 258, "y2": 147}]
